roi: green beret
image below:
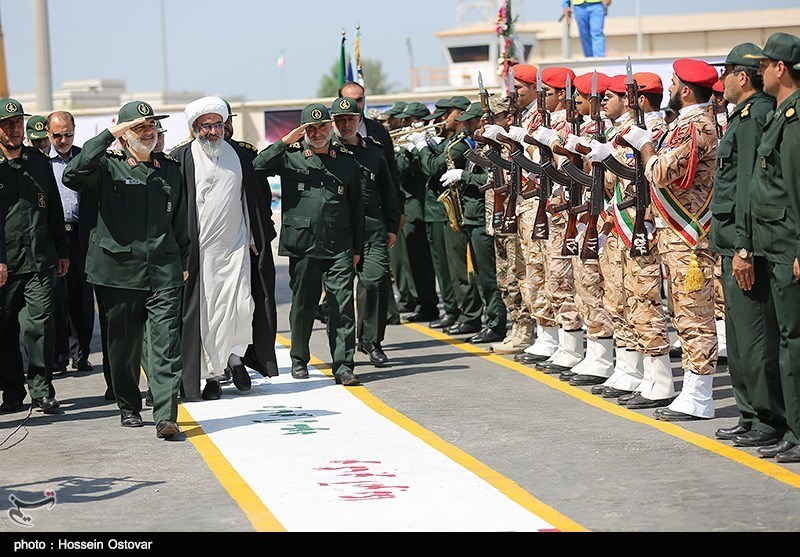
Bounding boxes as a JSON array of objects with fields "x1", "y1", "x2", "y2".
[
  {"x1": 26, "y1": 115, "x2": 48, "y2": 140},
  {"x1": 300, "y1": 103, "x2": 332, "y2": 125}
]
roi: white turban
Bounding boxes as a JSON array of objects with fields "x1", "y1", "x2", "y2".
[{"x1": 185, "y1": 96, "x2": 229, "y2": 129}]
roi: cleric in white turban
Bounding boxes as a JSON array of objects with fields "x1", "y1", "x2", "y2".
[{"x1": 168, "y1": 96, "x2": 279, "y2": 400}]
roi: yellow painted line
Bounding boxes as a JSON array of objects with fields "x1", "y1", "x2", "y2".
[
  {"x1": 404, "y1": 322, "x2": 800, "y2": 490},
  {"x1": 178, "y1": 405, "x2": 286, "y2": 532},
  {"x1": 275, "y1": 332, "x2": 587, "y2": 532}
]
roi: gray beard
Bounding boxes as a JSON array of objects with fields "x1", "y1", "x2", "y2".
[
  {"x1": 123, "y1": 131, "x2": 155, "y2": 156},
  {"x1": 197, "y1": 135, "x2": 223, "y2": 159}
]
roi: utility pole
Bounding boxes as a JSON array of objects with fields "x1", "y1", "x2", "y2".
[
  {"x1": 405, "y1": 37, "x2": 415, "y2": 91},
  {"x1": 32, "y1": 0, "x2": 53, "y2": 111},
  {"x1": 0, "y1": 6, "x2": 9, "y2": 98},
  {"x1": 160, "y1": 0, "x2": 169, "y2": 93}
]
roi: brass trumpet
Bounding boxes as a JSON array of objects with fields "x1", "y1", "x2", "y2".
[{"x1": 389, "y1": 121, "x2": 444, "y2": 142}]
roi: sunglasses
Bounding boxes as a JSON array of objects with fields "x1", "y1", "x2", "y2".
[{"x1": 51, "y1": 131, "x2": 75, "y2": 139}]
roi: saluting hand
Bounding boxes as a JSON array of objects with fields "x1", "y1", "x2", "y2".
[
  {"x1": 56, "y1": 258, "x2": 69, "y2": 278},
  {"x1": 281, "y1": 124, "x2": 309, "y2": 146},
  {"x1": 109, "y1": 117, "x2": 149, "y2": 139}
]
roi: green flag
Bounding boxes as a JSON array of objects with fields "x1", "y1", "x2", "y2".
[{"x1": 338, "y1": 32, "x2": 347, "y2": 86}]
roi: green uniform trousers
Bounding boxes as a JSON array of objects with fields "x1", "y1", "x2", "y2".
[
  {"x1": 721, "y1": 256, "x2": 784, "y2": 435},
  {"x1": 403, "y1": 217, "x2": 439, "y2": 316},
  {"x1": 390, "y1": 226, "x2": 417, "y2": 311},
  {"x1": 444, "y1": 225, "x2": 483, "y2": 328},
  {"x1": 290, "y1": 252, "x2": 356, "y2": 376},
  {"x1": 765, "y1": 262, "x2": 800, "y2": 445},
  {"x1": 464, "y1": 223, "x2": 507, "y2": 333},
  {"x1": 0, "y1": 270, "x2": 56, "y2": 403},
  {"x1": 357, "y1": 231, "x2": 391, "y2": 345},
  {"x1": 426, "y1": 221, "x2": 459, "y2": 318},
  {"x1": 95, "y1": 286, "x2": 182, "y2": 425}
]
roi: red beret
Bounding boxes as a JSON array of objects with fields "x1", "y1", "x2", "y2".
[
  {"x1": 541, "y1": 67, "x2": 577, "y2": 89},
  {"x1": 712, "y1": 80, "x2": 724, "y2": 93},
  {"x1": 573, "y1": 72, "x2": 611, "y2": 96},
  {"x1": 673, "y1": 59, "x2": 718, "y2": 89},
  {"x1": 607, "y1": 75, "x2": 628, "y2": 95},
  {"x1": 512, "y1": 64, "x2": 538, "y2": 85},
  {"x1": 633, "y1": 72, "x2": 663, "y2": 94}
]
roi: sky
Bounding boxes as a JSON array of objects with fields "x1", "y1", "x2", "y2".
[{"x1": 2, "y1": 0, "x2": 799, "y2": 102}]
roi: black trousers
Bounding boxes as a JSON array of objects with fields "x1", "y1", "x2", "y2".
[{"x1": 53, "y1": 226, "x2": 95, "y2": 365}]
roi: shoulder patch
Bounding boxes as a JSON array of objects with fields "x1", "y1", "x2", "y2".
[
  {"x1": 740, "y1": 102, "x2": 752, "y2": 120},
  {"x1": 785, "y1": 105, "x2": 798, "y2": 123},
  {"x1": 160, "y1": 153, "x2": 179, "y2": 164},
  {"x1": 238, "y1": 141, "x2": 257, "y2": 153}
]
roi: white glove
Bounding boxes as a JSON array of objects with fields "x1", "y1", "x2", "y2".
[
  {"x1": 531, "y1": 126, "x2": 561, "y2": 149},
  {"x1": 619, "y1": 125, "x2": 653, "y2": 151},
  {"x1": 586, "y1": 139, "x2": 615, "y2": 164},
  {"x1": 440, "y1": 169, "x2": 464, "y2": 187},
  {"x1": 501, "y1": 126, "x2": 528, "y2": 145},
  {"x1": 598, "y1": 233, "x2": 608, "y2": 254},
  {"x1": 564, "y1": 133, "x2": 590, "y2": 154},
  {"x1": 482, "y1": 124, "x2": 505, "y2": 141},
  {"x1": 645, "y1": 221, "x2": 655, "y2": 241},
  {"x1": 401, "y1": 140, "x2": 415, "y2": 153},
  {"x1": 405, "y1": 132, "x2": 428, "y2": 151},
  {"x1": 575, "y1": 221, "x2": 587, "y2": 243},
  {"x1": 428, "y1": 136, "x2": 444, "y2": 146}
]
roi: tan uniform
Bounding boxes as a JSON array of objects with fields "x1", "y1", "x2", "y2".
[{"x1": 647, "y1": 105, "x2": 718, "y2": 376}]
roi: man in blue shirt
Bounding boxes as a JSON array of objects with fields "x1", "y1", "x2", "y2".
[{"x1": 562, "y1": 0, "x2": 611, "y2": 58}]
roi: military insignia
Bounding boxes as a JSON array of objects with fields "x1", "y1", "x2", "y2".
[
  {"x1": 34, "y1": 121, "x2": 45, "y2": 131},
  {"x1": 761, "y1": 157, "x2": 767, "y2": 169},
  {"x1": 298, "y1": 183, "x2": 305, "y2": 192},
  {"x1": 311, "y1": 109, "x2": 323, "y2": 121},
  {"x1": 339, "y1": 99, "x2": 351, "y2": 111},
  {"x1": 304, "y1": 149, "x2": 312, "y2": 158},
  {"x1": 330, "y1": 150, "x2": 337, "y2": 158},
  {"x1": 361, "y1": 140, "x2": 366, "y2": 149},
  {"x1": 338, "y1": 185, "x2": 344, "y2": 195},
  {"x1": 127, "y1": 157, "x2": 138, "y2": 167},
  {"x1": 137, "y1": 103, "x2": 151, "y2": 116},
  {"x1": 786, "y1": 107, "x2": 797, "y2": 121},
  {"x1": 741, "y1": 103, "x2": 751, "y2": 119},
  {"x1": 153, "y1": 158, "x2": 160, "y2": 168},
  {"x1": 166, "y1": 201, "x2": 172, "y2": 213},
  {"x1": 38, "y1": 193, "x2": 46, "y2": 208},
  {"x1": 239, "y1": 141, "x2": 257, "y2": 153},
  {"x1": 21, "y1": 152, "x2": 28, "y2": 161},
  {"x1": 6, "y1": 101, "x2": 17, "y2": 113}
]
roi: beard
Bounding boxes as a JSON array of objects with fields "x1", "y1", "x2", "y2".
[
  {"x1": 197, "y1": 134, "x2": 223, "y2": 159},
  {"x1": 667, "y1": 90, "x2": 683, "y2": 114},
  {"x1": 305, "y1": 128, "x2": 332, "y2": 150},
  {"x1": 123, "y1": 130, "x2": 156, "y2": 156}
]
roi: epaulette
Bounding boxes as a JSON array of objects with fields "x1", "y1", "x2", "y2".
[
  {"x1": 740, "y1": 102, "x2": 753, "y2": 120},
  {"x1": 106, "y1": 149, "x2": 126, "y2": 159},
  {"x1": 158, "y1": 152, "x2": 179, "y2": 164},
  {"x1": 784, "y1": 103, "x2": 798, "y2": 124},
  {"x1": 286, "y1": 142, "x2": 303, "y2": 152},
  {"x1": 455, "y1": 130, "x2": 469, "y2": 142},
  {"x1": 366, "y1": 136, "x2": 383, "y2": 148},
  {"x1": 336, "y1": 144, "x2": 354, "y2": 156},
  {"x1": 238, "y1": 141, "x2": 257, "y2": 153}
]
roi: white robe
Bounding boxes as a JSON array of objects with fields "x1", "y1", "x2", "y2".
[{"x1": 192, "y1": 140, "x2": 255, "y2": 379}]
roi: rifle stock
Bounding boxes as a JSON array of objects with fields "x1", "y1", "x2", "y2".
[
  {"x1": 580, "y1": 84, "x2": 608, "y2": 261},
  {"x1": 625, "y1": 61, "x2": 651, "y2": 258}
]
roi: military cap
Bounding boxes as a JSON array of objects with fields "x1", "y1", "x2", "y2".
[
  {"x1": 441, "y1": 96, "x2": 471, "y2": 111},
  {"x1": 633, "y1": 72, "x2": 664, "y2": 95},
  {"x1": 795, "y1": 62, "x2": 800, "y2": 71},
  {"x1": 382, "y1": 101, "x2": 407, "y2": 118},
  {"x1": 673, "y1": 59, "x2": 718, "y2": 89},
  {"x1": 117, "y1": 100, "x2": 168, "y2": 124},
  {"x1": 300, "y1": 103, "x2": 332, "y2": 124},
  {"x1": 396, "y1": 102, "x2": 431, "y2": 119},
  {"x1": 455, "y1": 102, "x2": 483, "y2": 121},
  {"x1": 542, "y1": 67, "x2": 577, "y2": 90},
  {"x1": 573, "y1": 72, "x2": 611, "y2": 96},
  {"x1": 488, "y1": 95, "x2": 511, "y2": 113},
  {"x1": 753, "y1": 32, "x2": 800, "y2": 66},
  {"x1": 607, "y1": 75, "x2": 628, "y2": 95},
  {"x1": 422, "y1": 108, "x2": 445, "y2": 122},
  {"x1": 223, "y1": 98, "x2": 237, "y2": 117},
  {"x1": 0, "y1": 98, "x2": 31, "y2": 120},
  {"x1": 155, "y1": 119, "x2": 167, "y2": 133},
  {"x1": 331, "y1": 97, "x2": 361, "y2": 117},
  {"x1": 512, "y1": 64, "x2": 538, "y2": 85},
  {"x1": 710, "y1": 43, "x2": 764, "y2": 68},
  {"x1": 26, "y1": 115, "x2": 48, "y2": 140}
]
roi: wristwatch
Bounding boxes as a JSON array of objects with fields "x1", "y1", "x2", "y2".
[{"x1": 737, "y1": 248, "x2": 752, "y2": 259}]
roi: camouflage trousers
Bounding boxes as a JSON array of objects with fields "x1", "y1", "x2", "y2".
[
  {"x1": 573, "y1": 253, "x2": 614, "y2": 339},
  {"x1": 658, "y1": 228, "x2": 718, "y2": 375},
  {"x1": 714, "y1": 255, "x2": 725, "y2": 321},
  {"x1": 601, "y1": 234, "x2": 635, "y2": 349},
  {"x1": 518, "y1": 207, "x2": 556, "y2": 328},
  {"x1": 543, "y1": 216, "x2": 582, "y2": 331},
  {"x1": 623, "y1": 247, "x2": 670, "y2": 356},
  {"x1": 494, "y1": 232, "x2": 533, "y2": 326}
]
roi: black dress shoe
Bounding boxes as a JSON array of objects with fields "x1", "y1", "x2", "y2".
[
  {"x1": 52, "y1": 355, "x2": 68, "y2": 374},
  {"x1": 120, "y1": 411, "x2": 143, "y2": 428},
  {"x1": 429, "y1": 314, "x2": 457, "y2": 329},
  {"x1": 31, "y1": 397, "x2": 60, "y2": 414},
  {"x1": 570, "y1": 374, "x2": 607, "y2": 387},
  {"x1": 591, "y1": 385, "x2": 606, "y2": 395},
  {"x1": 603, "y1": 387, "x2": 633, "y2": 399},
  {"x1": 758, "y1": 440, "x2": 796, "y2": 459},
  {"x1": 654, "y1": 408, "x2": 709, "y2": 421},
  {"x1": 156, "y1": 419, "x2": 180, "y2": 439},
  {"x1": 559, "y1": 370, "x2": 577, "y2": 382},
  {"x1": 145, "y1": 388, "x2": 154, "y2": 407},
  {"x1": 536, "y1": 361, "x2": 573, "y2": 374},
  {"x1": 516, "y1": 353, "x2": 551, "y2": 364},
  {"x1": 617, "y1": 391, "x2": 640, "y2": 405},
  {"x1": 715, "y1": 425, "x2": 750, "y2": 440},
  {"x1": 404, "y1": 311, "x2": 439, "y2": 323},
  {"x1": 291, "y1": 363, "x2": 309, "y2": 379},
  {"x1": 335, "y1": 369, "x2": 360, "y2": 386},
  {"x1": 469, "y1": 328, "x2": 504, "y2": 344},
  {"x1": 445, "y1": 322, "x2": 481, "y2": 335},
  {"x1": 228, "y1": 364, "x2": 252, "y2": 392},
  {"x1": 74, "y1": 359, "x2": 93, "y2": 372},
  {"x1": 624, "y1": 394, "x2": 672, "y2": 409},
  {"x1": 0, "y1": 400, "x2": 25, "y2": 413},
  {"x1": 202, "y1": 380, "x2": 221, "y2": 400},
  {"x1": 359, "y1": 340, "x2": 388, "y2": 366},
  {"x1": 775, "y1": 443, "x2": 800, "y2": 463},
  {"x1": 733, "y1": 430, "x2": 781, "y2": 447},
  {"x1": 104, "y1": 388, "x2": 116, "y2": 401}
]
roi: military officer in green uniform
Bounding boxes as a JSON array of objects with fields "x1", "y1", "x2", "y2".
[
  {"x1": 332, "y1": 97, "x2": 402, "y2": 366},
  {"x1": 407, "y1": 96, "x2": 484, "y2": 335},
  {"x1": 253, "y1": 103, "x2": 365, "y2": 387},
  {"x1": 708, "y1": 43, "x2": 784, "y2": 447},
  {"x1": 0, "y1": 98, "x2": 69, "y2": 414},
  {"x1": 25, "y1": 115, "x2": 50, "y2": 154},
  {"x1": 748, "y1": 33, "x2": 800, "y2": 463},
  {"x1": 439, "y1": 102, "x2": 507, "y2": 343},
  {"x1": 63, "y1": 101, "x2": 190, "y2": 439}
]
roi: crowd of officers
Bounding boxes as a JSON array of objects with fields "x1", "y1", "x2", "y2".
[{"x1": 1, "y1": 32, "x2": 799, "y2": 459}]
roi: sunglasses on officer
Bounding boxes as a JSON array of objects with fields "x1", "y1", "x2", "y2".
[{"x1": 51, "y1": 131, "x2": 74, "y2": 139}]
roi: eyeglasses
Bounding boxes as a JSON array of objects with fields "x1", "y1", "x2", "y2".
[
  {"x1": 199, "y1": 122, "x2": 225, "y2": 133},
  {"x1": 51, "y1": 131, "x2": 74, "y2": 139}
]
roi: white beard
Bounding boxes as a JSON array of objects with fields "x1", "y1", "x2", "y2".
[
  {"x1": 123, "y1": 130, "x2": 155, "y2": 156},
  {"x1": 197, "y1": 135, "x2": 223, "y2": 159}
]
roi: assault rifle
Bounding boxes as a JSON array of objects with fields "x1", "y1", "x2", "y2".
[
  {"x1": 579, "y1": 70, "x2": 608, "y2": 261},
  {"x1": 624, "y1": 57, "x2": 650, "y2": 258},
  {"x1": 557, "y1": 74, "x2": 584, "y2": 256}
]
